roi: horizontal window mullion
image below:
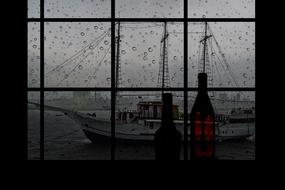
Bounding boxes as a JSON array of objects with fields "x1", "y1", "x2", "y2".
[
  {"x1": 27, "y1": 18, "x2": 256, "y2": 23},
  {"x1": 41, "y1": 88, "x2": 112, "y2": 91},
  {"x1": 28, "y1": 88, "x2": 41, "y2": 91},
  {"x1": 32, "y1": 18, "x2": 112, "y2": 22},
  {"x1": 28, "y1": 88, "x2": 256, "y2": 92},
  {"x1": 188, "y1": 88, "x2": 256, "y2": 91}
]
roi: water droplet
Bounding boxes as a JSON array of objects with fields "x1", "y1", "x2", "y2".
[
  {"x1": 32, "y1": 45, "x2": 37, "y2": 49},
  {"x1": 80, "y1": 32, "x2": 85, "y2": 36},
  {"x1": 132, "y1": 47, "x2": 137, "y2": 51},
  {"x1": 148, "y1": 47, "x2": 153, "y2": 52},
  {"x1": 31, "y1": 79, "x2": 37, "y2": 84},
  {"x1": 152, "y1": 60, "x2": 156, "y2": 64},
  {"x1": 121, "y1": 50, "x2": 126, "y2": 55},
  {"x1": 104, "y1": 40, "x2": 109, "y2": 45},
  {"x1": 78, "y1": 65, "x2": 83, "y2": 70}
]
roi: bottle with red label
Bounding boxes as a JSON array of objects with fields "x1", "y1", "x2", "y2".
[{"x1": 190, "y1": 73, "x2": 215, "y2": 160}]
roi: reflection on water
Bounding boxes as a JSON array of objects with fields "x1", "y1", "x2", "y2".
[{"x1": 28, "y1": 107, "x2": 255, "y2": 160}]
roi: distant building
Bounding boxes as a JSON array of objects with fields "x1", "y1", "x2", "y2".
[
  {"x1": 219, "y1": 92, "x2": 229, "y2": 101},
  {"x1": 73, "y1": 92, "x2": 91, "y2": 100},
  {"x1": 73, "y1": 92, "x2": 91, "y2": 108}
]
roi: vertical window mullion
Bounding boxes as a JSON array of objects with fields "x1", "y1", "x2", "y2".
[
  {"x1": 111, "y1": 0, "x2": 116, "y2": 160},
  {"x1": 25, "y1": 0, "x2": 28, "y2": 160},
  {"x1": 40, "y1": 0, "x2": 45, "y2": 160},
  {"x1": 183, "y1": 0, "x2": 188, "y2": 160}
]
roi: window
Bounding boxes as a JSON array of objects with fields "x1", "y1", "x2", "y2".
[{"x1": 27, "y1": 0, "x2": 256, "y2": 160}]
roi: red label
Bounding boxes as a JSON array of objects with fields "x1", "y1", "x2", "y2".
[{"x1": 193, "y1": 112, "x2": 215, "y2": 158}]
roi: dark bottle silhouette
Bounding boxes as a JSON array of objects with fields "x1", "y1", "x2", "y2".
[
  {"x1": 155, "y1": 93, "x2": 182, "y2": 160},
  {"x1": 190, "y1": 73, "x2": 215, "y2": 160}
]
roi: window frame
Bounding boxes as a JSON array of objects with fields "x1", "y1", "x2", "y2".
[{"x1": 27, "y1": 0, "x2": 256, "y2": 160}]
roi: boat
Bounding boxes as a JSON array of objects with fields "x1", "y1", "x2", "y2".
[
  {"x1": 74, "y1": 103, "x2": 255, "y2": 143},
  {"x1": 28, "y1": 99, "x2": 255, "y2": 143},
  {"x1": 215, "y1": 107, "x2": 255, "y2": 141},
  {"x1": 28, "y1": 22, "x2": 255, "y2": 144}
]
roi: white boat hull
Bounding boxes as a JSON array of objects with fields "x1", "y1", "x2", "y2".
[{"x1": 68, "y1": 111, "x2": 255, "y2": 143}]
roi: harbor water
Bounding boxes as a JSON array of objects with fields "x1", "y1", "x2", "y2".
[{"x1": 28, "y1": 110, "x2": 255, "y2": 160}]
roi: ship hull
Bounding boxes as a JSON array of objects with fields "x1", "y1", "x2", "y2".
[{"x1": 69, "y1": 111, "x2": 254, "y2": 143}]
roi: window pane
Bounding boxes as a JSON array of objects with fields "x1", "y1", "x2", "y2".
[
  {"x1": 44, "y1": 22, "x2": 111, "y2": 87},
  {"x1": 115, "y1": 91, "x2": 184, "y2": 160},
  {"x1": 117, "y1": 22, "x2": 183, "y2": 87},
  {"x1": 116, "y1": 0, "x2": 183, "y2": 18},
  {"x1": 188, "y1": 0, "x2": 255, "y2": 18},
  {"x1": 188, "y1": 22, "x2": 255, "y2": 87},
  {"x1": 28, "y1": 0, "x2": 40, "y2": 18},
  {"x1": 45, "y1": 0, "x2": 111, "y2": 18},
  {"x1": 188, "y1": 91, "x2": 255, "y2": 160},
  {"x1": 28, "y1": 92, "x2": 40, "y2": 160},
  {"x1": 28, "y1": 22, "x2": 40, "y2": 88},
  {"x1": 44, "y1": 91, "x2": 111, "y2": 160}
]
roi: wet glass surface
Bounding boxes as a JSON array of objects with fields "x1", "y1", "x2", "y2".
[
  {"x1": 28, "y1": 22, "x2": 40, "y2": 88},
  {"x1": 45, "y1": 0, "x2": 111, "y2": 18},
  {"x1": 116, "y1": 0, "x2": 183, "y2": 18},
  {"x1": 188, "y1": 0, "x2": 255, "y2": 18},
  {"x1": 188, "y1": 22, "x2": 255, "y2": 88},
  {"x1": 28, "y1": 92, "x2": 40, "y2": 160},
  {"x1": 44, "y1": 91, "x2": 111, "y2": 160},
  {"x1": 28, "y1": 0, "x2": 40, "y2": 18},
  {"x1": 44, "y1": 22, "x2": 111, "y2": 87}
]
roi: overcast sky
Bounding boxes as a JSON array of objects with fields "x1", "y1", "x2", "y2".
[
  {"x1": 28, "y1": 0, "x2": 255, "y2": 18},
  {"x1": 28, "y1": 0, "x2": 255, "y2": 89},
  {"x1": 188, "y1": 0, "x2": 255, "y2": 18}
]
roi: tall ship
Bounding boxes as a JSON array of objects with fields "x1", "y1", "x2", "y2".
[{"x1": 29, "y1": 22, "x2": 255, "y2": 143}]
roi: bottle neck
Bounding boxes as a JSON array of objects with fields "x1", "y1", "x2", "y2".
[
  {"x1": 161, "y1": 93, "x2": 174, "y2": 127},
  {"x1": 198, "y1": 73, "x2": 208, "y2": 93}
]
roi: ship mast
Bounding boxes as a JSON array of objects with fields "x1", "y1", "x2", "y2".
[
  {"x1": 200, "y1": 22, "x2": 212, "y2": 74},
  {"x1": 158, "y1": 22, "x2": 170, "y2": 94},
  {"x1": 162, "y1": 22, "x2": 167, "y2": 89},
  {"x1": 115, "y1": 22, "x2": 121, "y2": 89}
]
